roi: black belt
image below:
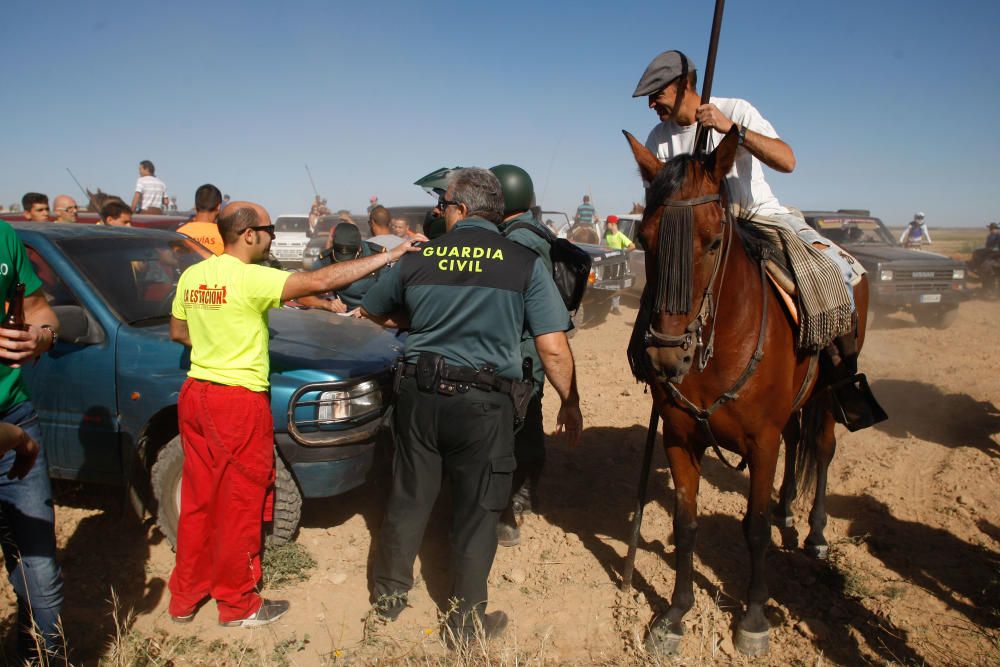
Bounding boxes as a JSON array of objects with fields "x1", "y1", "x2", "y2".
[{"x1": 399, "y1": 361, "x2": 516, "y2": 394}]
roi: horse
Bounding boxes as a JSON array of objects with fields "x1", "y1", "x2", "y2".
[{"x1": 623, "y1": 125, "x2": 870, "y2": 657}]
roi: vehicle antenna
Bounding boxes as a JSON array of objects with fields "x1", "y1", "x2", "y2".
[{"x1": 692, "y1": 0, "x2": 726, "y2": 156}]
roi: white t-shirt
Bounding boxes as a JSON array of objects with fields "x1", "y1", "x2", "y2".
[
  {"x1": 644, "y1": 97, "x2": 789, "y2": 217},
  {"x1": 135, "y1": 175, "x2": 167, "y2": 210}
]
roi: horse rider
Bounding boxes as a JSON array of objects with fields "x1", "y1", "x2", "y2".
[
  {"x1": 633, "y1": 50, "x2": 858, "y2": 303},
  {"x1": 900, "y1": 212, "x2": 931, "y2": 248},
  {"x1": 987, "y1": 222, "x2": 1000, "y2": 251},
  {"x1": 361, "y1": 168, "x2": 581, "y2": 643},
  {"x1": 490, "y1": 164, "x2": 572, "y2": 547},
  {"x1": 633, "y1": 50, "x2": 873, "y2": 422}
]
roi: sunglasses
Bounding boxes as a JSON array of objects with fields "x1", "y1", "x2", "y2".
[
  {"x1": 247, "y1": 224, "x2": 276, "y2": 236},
  {"x1": 437, "y1": 197, "x2": 461, "y2": 211}
]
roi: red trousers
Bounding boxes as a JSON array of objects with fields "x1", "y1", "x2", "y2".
[{"x1": 168, "y1": 379, "x2": 275, "y2": 622}]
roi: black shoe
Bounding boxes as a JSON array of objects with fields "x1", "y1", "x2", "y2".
[
  {"x1": 830, "y1": 373, "x2": 888, "y2": 432},
  {"x1": 446, "y1": 610, "x2": 509, "y2": 647},
  {"x1": 220, "y1": 599, "x2": 289, "y2": 628},
  {"x1": 372, "y1": 593, "x2": 408, "y2": 622}
]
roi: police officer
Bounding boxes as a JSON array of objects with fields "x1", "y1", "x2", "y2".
[
  {"x1": 361, "y1": 168, "x2": 582, "y2": 642},
  {"x1": 490, "y1": 164, "x2": 564, "y2": 547}
]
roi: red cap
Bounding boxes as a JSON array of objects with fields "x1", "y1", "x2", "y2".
[{"x1": 606, "y1": 215, "x2": 619, "y2": 224}]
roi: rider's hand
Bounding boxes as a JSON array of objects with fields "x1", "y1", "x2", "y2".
[
  {"x1": 555, "y1": 400, "x2": 583, "y2": 448},
  {"x1": 695, "y1": 104, "x2": 735, "y2": 134},
  {"x1": 327, "y1": 298, "x2": 348, "y2": 314}
]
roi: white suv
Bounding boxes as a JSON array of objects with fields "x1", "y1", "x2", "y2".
[{"x1": 271, "y1": 214, "x2": 311, "y2": 268}]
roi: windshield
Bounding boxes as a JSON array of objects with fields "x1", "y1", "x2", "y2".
[
  {"x1": 275, "y1": 216, "x2": 309, "y2": 233},
  {"x1": 57, "y1": 236, "x2": 211, "y2": 325},
  {"x1": 812, "y1": 217, "x2": 895, "y2": 245}
]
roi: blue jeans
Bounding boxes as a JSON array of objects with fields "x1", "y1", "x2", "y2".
[{"x1": 0, "y1": 401, "x2": 64, "y2": 660}]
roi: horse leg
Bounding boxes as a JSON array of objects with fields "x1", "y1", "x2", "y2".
[
  {"x1": 773, "y1": 415, "x2": 801, "y2": 528},
  {"x1": 804, "y1": 398, "x2": 837, "y2": 559},
  {"x1": 735, "y1": 438, "x2": 780, "y2": 657},
  {"x1": 645, "y1": 444, "x2": 702, "y2": 657}
]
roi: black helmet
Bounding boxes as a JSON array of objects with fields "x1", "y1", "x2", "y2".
[{"x1": 490, "y1": 164, "x2": 535, "y2": 217}]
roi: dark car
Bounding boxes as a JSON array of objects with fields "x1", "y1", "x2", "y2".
[
  {"x1": 802, "y1": 210, "x2": 966, "y2": 328},
  {"x1": 10, "y1": 222, "x2": 401, "y2": 545}
]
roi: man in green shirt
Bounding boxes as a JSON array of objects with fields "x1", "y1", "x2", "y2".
[{"x1": 0, "y1": 219, "x2": 63, "y2": 662}]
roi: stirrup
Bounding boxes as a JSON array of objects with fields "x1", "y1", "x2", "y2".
[{"x1": 829, "y1": 373, "x2": 887, "y2": 432}]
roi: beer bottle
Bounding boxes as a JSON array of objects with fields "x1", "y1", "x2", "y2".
[{"x1": 3, "y1": 283, "x2": 27, "y2": 331}]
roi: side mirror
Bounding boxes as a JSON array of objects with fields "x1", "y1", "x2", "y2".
[{"x1": 51, "y1": 305, "x2": 105, "y2": 345}]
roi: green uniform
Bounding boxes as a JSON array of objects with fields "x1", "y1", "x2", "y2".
[
  {"x1": 363, "y1": 217, "x2": 568, "y2": 632},
  {"x1": 0, "y1": 221, "x2": 43, "y2": 412}
]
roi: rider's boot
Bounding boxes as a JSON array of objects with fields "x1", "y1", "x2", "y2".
[{"x1": 825, "y1": 332, "x2": 887, "y2": 431}]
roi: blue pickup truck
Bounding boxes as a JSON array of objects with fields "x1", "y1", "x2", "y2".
[{"x1": 9, "y1": 222, "x2": 401, "y2": 545}]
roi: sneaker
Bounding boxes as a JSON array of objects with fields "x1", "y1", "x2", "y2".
[
  {"x1": 170, "y1": 612, "x2": 196, "y2": 624},
  {"x1": 220, "y1": 599, "x2": 290, "y2": 628}
]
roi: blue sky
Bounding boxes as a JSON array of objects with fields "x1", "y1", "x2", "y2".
[{"x1": 3, "y1": 0, "x2": 998, "y2": 226}]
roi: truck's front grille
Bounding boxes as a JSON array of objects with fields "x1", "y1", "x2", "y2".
[{"x1": 893, "y1": 281, "x2": 953, "y2": 293}]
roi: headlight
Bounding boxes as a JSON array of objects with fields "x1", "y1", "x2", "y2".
[
  {"x1": 879, "y1": 269, "x2": 893, "y2": 281},
  {"x1": 952, "y1": 269, "x2": 965, "y2": 280},
  {"x1": 317, "y1": 380, "x2": 382, "y2": 423}
]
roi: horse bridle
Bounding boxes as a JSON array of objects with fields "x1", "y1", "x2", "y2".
[
  {"x1": 644, "y1": 192, "x2": 733, "y2": 372},
  {"x1": 641, "y1": 189, "x2": 770, "y2": 470}
]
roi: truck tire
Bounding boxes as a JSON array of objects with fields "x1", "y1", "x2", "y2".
[
  {"x1": 912, "y1": 304, "x2": 959, "y2": 329},
  {"x1": 151, "y1": 435, "x2": 303, "y2": 550}
]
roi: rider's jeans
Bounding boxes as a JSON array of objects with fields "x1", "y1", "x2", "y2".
[{"x1": 0, "y1": 401, "x2": 64, "y2": 661}]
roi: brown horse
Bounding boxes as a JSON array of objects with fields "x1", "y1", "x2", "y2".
[{"x1": 624, "y1": 126, "x2": 869, "y2": 657}]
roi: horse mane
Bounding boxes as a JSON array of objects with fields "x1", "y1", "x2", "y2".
[{"x1": 646, "y1": 154, "x2": 782, "y2": 264}]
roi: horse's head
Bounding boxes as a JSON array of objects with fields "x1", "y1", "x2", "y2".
[{"x1": 624, "y1": 126, "x2": 740, "y2": 383}]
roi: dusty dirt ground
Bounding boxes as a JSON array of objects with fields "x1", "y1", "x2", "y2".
[{"x1": 3, "y1": 293, "x2": 998, "y2": 665}]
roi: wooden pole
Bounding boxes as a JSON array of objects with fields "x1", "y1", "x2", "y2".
[{"x1": 692, "y1": 0, "x2": 727, "y2": 156}]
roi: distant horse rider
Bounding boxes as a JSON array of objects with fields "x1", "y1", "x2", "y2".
[{"x1": 900, "y1": 212, "x2": 931, "y2": 249}]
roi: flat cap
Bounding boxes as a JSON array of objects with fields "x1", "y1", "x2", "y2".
[{"x1": 632, "y1": 50, "x2": 696, "y2": 98}]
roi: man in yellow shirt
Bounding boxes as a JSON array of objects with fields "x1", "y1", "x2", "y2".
[
  {"x1": 603, "y1": 216, "x2": 634, "y2": 315},
  {"x1": 176, "y1": 184, "x2": 225, "y2": 255},
  {"x1": 168, "y1": 201, "x2": 421, "y2": 628}
]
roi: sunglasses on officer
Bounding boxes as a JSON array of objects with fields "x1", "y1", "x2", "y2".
[
  {"x1": 246, "y1": 224, "x2": 276, "y2": 236},
  {"x1": 437, "y1": 197, "x2": 462, "y2": 211}
]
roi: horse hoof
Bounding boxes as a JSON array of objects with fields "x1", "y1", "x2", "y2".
[
  {"x1": 645, "y1": 619, "x2": 683, "y2": 656},
  {"x1": 645, "y1": 630, "x2": 682, "y2": 656},
  {"x1": 805, "y1": 543, "x2": 829, "y2": 559},
  {"x1": 734, "y1": 628, "x2": 770, "y2": 657}
]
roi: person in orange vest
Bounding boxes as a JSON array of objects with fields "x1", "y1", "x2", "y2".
[{"x1": 176, "y1": 184, "x2": 225, "y2": 255}]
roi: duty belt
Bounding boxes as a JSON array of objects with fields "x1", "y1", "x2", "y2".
[{"x1": 399, "y1": 360, "x2": 517, "y2": 394}]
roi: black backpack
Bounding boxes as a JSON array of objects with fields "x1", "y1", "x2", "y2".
[{"x1": 505, "y1": 222, "x2": 592, "y2": 312}]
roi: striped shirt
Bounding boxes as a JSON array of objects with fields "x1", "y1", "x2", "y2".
[
  {"x1": 576, "y1": 202, "x2": 595, "y2": 225},
  {"x1": 135, "y1": 175, "x2": 167, "y2": 211}
]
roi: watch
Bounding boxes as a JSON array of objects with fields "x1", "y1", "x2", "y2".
[
  {"x1": 736, "y1": 123, "x2": 748, "y2": 145},
  {"x1": 40, "y1": 324, "x2": 57, "y2": 349}
]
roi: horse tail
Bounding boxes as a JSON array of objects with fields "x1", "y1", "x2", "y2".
[{"x1": 793, "y1": 397, "x2": 824, "y2": 503}]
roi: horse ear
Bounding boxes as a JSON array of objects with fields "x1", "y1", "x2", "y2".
[
  {"x1": 623, "y1": 130, "x2": 661, "y2": 184},
  {"x1": 706, "y1": 125, "x2": 740, "y2": 182}
]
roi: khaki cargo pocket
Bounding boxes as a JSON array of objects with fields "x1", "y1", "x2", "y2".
[{"x1": 479, "y1": 454, "x2": 517, "y2": 511}]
